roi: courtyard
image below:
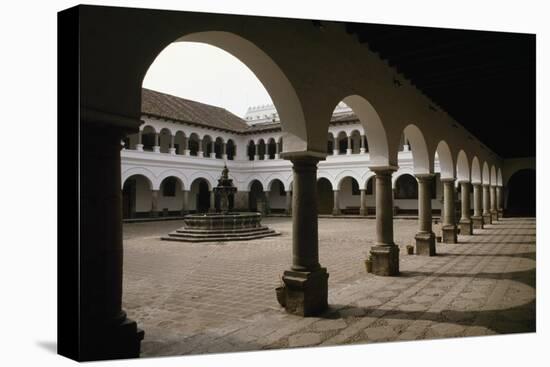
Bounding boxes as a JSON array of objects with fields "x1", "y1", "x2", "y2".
[{"x1": 122, "y1": 216, "x2": 536, "y2": 357}]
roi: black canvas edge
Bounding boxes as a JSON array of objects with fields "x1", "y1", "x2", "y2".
[{"x1": 57, "y1": 5, "x2": 80, "y2": 361}]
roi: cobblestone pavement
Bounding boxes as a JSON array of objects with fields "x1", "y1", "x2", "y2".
[{"x1": 122, "y1": 217, "x2": 536, "y2": 357}]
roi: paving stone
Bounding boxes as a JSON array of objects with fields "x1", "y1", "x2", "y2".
[
  {"x1": 288, "y1": 333, "x2": 322, "y2": 347},
  {"x1": 122, "y1": 217, "x2": 536, "y2": 356}
]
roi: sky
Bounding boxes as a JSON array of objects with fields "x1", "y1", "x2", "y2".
[{"x1": 143, "y1": 42, "x2": 274, "y2": 118}]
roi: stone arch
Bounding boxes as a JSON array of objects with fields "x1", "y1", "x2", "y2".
[
  {"x1": 189, "y1": 174, "x2": 215, "y2": 191},
  {"x1": 226, "y1": 139, "x2": 236, "y2": 160},
  {"x1": 316, "y1": 177, "x2": 334, "y2": 215},
  {"x1": 349, "y1": 129, "x2": 362, "y2": 154},
  {"x1": 174, "y1": 130, "x2": 186, "y2": 154},
  {"x1": 338, "y1": 95, "x2": 389, "y2": 166},
  {"x1": 402, "y1": 124, "x2": 431, "y2": 174},
  {"x1": 335, "y1": 171, "x2": 362, "y2": 190},
  {"x1": 362, "y1": 172, "x2": 376, "y2": 191},
  {"x1": 247, "y1": 139, "x2": 256, "y2": 160},
  {"x1": 170, "y1": 31, "x2": 307, "y2": 150},
  {"x1": 156, "y1": 170, "x2": 188, "y2": 191},
  {"x1": 247, "y1": 178, "x2": 264, "y2": 192},
  {"x1": 121, "y1": 167, "x2": 155, "y2": 190},
  {"x1": 188, "y1": 132, "x2": 200, "y2": 156},
  {"x1": 482, "y1": 162, "x2": 490, "y2": 185},
  {"x1": 202, "y1": 135, "x2": 213, "y2": 156},
  {"x1": 394, "y1": 173, "x2": 418, "y2": 199},
  {"x1": 266, "y1": 177, "x2": 286, "y2": 192},
  {"x1": 490, "y1": 165, "x2": 497, "y2": 186},
  {"x1": 392, "y1": 168, "x2": 415, "y2": 189},
  {"x1": 317, "y1": 171, "x2": 336, "y2": 189},
  {"x1": 158, "y1": 127, "x2": 172, "y2": 153},
  {"x1": 214, "y1": 137, "x2": 224, "y2": 159},
  {"x1": 435, "y1": 140, "x2": 455, "y2": 179},
  {"x1": 267, "y1": 137, "x2": 277, "y2": 159},
  {"x1": 471, "y1": 156, "x2": 482, "y2": 184},
  {"x1": 456, "y1": 150, "x2": 470, "y2": 182},
  {"x1": 140, "y1": 124, "x2": 158, "y2": 133}
]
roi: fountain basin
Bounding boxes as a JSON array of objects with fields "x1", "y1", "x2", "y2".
[{"x1": 161, "y1": 212, "x2": 280, "y2": 243}]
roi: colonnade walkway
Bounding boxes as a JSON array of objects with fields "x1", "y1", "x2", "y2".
[{"x1": 122, "y1": 217, "x2": 535, "y2": 357}]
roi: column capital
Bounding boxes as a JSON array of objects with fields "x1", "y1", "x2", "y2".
[
  {"x1": 415, "y1": 173, "x2": 436, "y2": 182},
  {"x1": 440, "y1": 177, "x2": 456, "y2": 183},
  {"x1": 369, "y1": 165, "x2": 398, "y2": 175},
  {"x1": 471, "y1": 181, "x2": 482, "y2": 186}
]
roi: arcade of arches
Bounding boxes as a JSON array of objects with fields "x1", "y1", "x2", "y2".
[{"x1": 71, "y1": 6, "x2": 536, "y2": 361}]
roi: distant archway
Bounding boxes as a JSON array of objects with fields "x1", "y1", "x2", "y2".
[
  {"x1": 316, "y1": 177, "x2": 334, "y2": 215},
  {"x1": 507, "y1": 169, "x2": 535, "y2": 216}
]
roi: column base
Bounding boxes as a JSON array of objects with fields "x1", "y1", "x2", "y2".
[
  {"x1": 169, "y1": 148, "x2": 176, "y2": 155},
  {"x1": 472, "y1": 215, "x2": 484, "y2": 229},
  {"x1": 415, "y1": 232, "x2": 436, "y2": 256},
  {"x1": 359, "y1": 208, "x2": 367, "y2": 216},
  {"x1": 491, "y1": 210, "x2": 498, "y2": 221},
  {"x1": 497, "y1": 208, "x2": 503, "y2": 219},
  {"x1": 183, "y1": 149, "x2": 190, "y2": 156},
  {"x1": 332, "y1": 209, "x2": 341, "y2": 216},
  {"x1": 369, "y1": 244, "x2": 399, "y2": 276},
  {"x1": 459, "y1": 219, "x2": 473, "y2": 235},
  {"x1": 80, "y1": 314, "x2": 144, "y2": 361},
  {"x1": 442, "y1": 224, "x2": 458, "y2": 243},
  {"x1": 281, "y1": 268, "x2": 329, "y2": 316},
  {"x1": 483, "y1": 213, "x2": 492, "y2": 225},
  {"x1": 135, "y1": 144, "x2": 143, "y2": 152},
  {"x1": 153, "y1": 146, "x2": 160, "y2": 153}
]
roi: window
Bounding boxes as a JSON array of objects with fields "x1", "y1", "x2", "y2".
[{"x1": 162, "y1": 177, "x2": 177, "y2": 197}]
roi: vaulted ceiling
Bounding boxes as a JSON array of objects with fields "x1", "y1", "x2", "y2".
[{"x1": 344, "y1": 22, "x2": 535, "y2": 158}]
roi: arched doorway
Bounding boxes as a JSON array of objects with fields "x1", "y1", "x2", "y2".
[
  {"x1": 191, "y1": 178, "x2": 211, "y2": 213},
  {"x1": 316, "y1": 178, "x2": 334, "y2": 214},
  {"x1": 122, "y1": 174, "x2": 153, "y2": 219},
  {"x1": 507, "y1": 169, "x2": 535, "y2": 216},
  {"x1": 249, "y1": 180, "x2": 265, "y2": 212},
  {"x1": 394, "y1": 174, "x2": 418, "y2": 215},
  {"x1": 338, "y1": 176, "x2": 360, "y2": 214}
]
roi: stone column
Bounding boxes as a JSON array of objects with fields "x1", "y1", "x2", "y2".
[
  {"x1": 482, "y1": 184, "x2": 492, "y2": 225},
  {"x1": 150, "y1": 189, "x2": 159, "y2": 217},
  {"x1": 153, "y1": 133, "x2": 160, "y2": 153},
  {"x1": 441, "y1": 178, "x2": 458, "y2": 243},
  {"x1": 346, "y1": 136, "x2": 352, "y2": 155},
  {"x1": 490, "y1": 185, "x2": 498, "y2": 221},
  {"x1": 285, "y1": 190, "x2": 292, "y2": 215},
  {"x1": 136, "y1": 130, "x2": 143, "y2": 151},
  {"x1": 181, "y1": 190, "x2": 189, "y2": 215},
  {"x1": 222, "y1": 142, "x2": 228, "y2": 160},
  {"x1": 197, "y1": 139, "x2": 204, "y2": 157},
  {"x1": 368, "y1": 167, "x2": 399, "y2": 276},
  {"x1": 280, "y1": 156, "x2": 328, "y2": 316},
  {"x1": 332, "y1": 190, "x2": 341, "y2": 215},
  {"x1": 415, "y1": 174, "x2": 436, "y2": 256},
  {"x1": 169, "y1": 134, "x2": 176, "y2": 155},
  {"x1": 359, "y1": 189, "x2": 367, "y2": 216},
  {"x1": 79, "y1": 124, "x2": 143, "y2": 359},
  {"x1": 360, "y1": 135, "x2": 366, "y2": 154},
  {"x1": 471, "y1": 183, "x2": 484, "y2": 229},
  {"x1": 497, "y1": 186, "x2": 504, "y2": 218},
  {"x1": 183, "y1": 137, "x2": 190, "y2": 156},
  {"x1": 459, "y1": 181, "x2": 473, "y2": 235},
  {"x1": 209, "y1": 142, "x2": 216, "y2": 158},
  {"x1": 332, "y1": 140, "x2": 338, "y2": 156},
  {"x1": 254, "y1": 143, "x2": 259, "y2": 160},
  {"x1": 275, "y1": 141, "x2": 280, "y2": 159}
]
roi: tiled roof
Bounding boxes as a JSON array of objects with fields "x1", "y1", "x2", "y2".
[{"x1": 141, "y1": 88, "x2": 359, "y2": 133}]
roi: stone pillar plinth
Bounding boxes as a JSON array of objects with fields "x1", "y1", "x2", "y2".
[
  {"x1": 285, "y1": 190, "x2": 292, "y2": 215},
  {"x1": 79, "y1": 124, "x2": 143, "y2": 360},
  {"x1": 496, "y1": 186, "x2": 504, "y2": 218},
  {"x1": 359, "y1": 189, "x2": 367, "y2": 216},
  {"x1": 471, "y1": 183, "x2": 483, "y2": 229},
  {"x1": 169, "y1": 147, "x2": 176, "y2": 155},
  {"x1": 459, "y1": 181, "x2": 473, "y2": 235},
  {"x1": 490, "y1": 185, "x2": 498, "y2": 221},
  {"x1": 441, "y1": 178, "x2": 457, "y2": 243},
  {"x1": 136, "y1": 144, "x2": 143, "y2": 152},
  {"x1": 368, "y1": 167, "x2": 399, "y2": 276},
  {"x1": 210, "y1": 152, "x2": 216, "y2": 159},
  {"x1": 280, "y1": 156, "x2": 328, "y2": 316},
  {"x1": 415, "y1": 174, "x2": 436, "y2": 256},
  {"x1": 183, "y1": 149, "x2": 190, "y2": 156},
  {"x1": 482, "y1": 184, "x2": 492, "y2": 225},
  {"x1": 150, "y1": 190, "x2": 159, "y2": 217},
  {"x1": 332, "y1": 190, "x2": 341, "y2": 215}
]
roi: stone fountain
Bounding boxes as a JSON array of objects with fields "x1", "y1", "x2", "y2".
[{"x1": 162, "y1": 165, "x2": 280, "y2": 242}]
